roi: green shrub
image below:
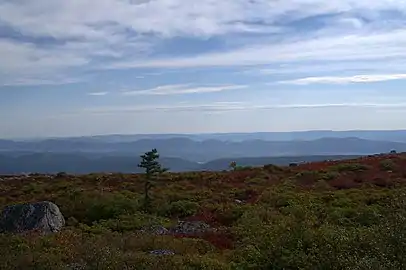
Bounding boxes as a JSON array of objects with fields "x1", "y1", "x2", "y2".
[
  {"x1": 215, "y1": 205, "x2": 248, "y2": 226},
  {"x1": 294, "y1": 170, "x2": 320, "y2": 180},
  {"x1": 263, "y1": 164, "x2": 284, "y2": 173},
  {"x1": 320, "y1": 171, "x2": 340, "y2": 181},
  {"x1": 160, "y1": 200, "x2": 199, "y2": 218},
  {"x1": 56, "y1": 192, "x2": 141, "y2": 224},
  {"x1": 331, "y1": 163, "x2": 371, "y2": 173},
  {"x1": 380, "y1": 159, "x2": 397, "y2": 171}
]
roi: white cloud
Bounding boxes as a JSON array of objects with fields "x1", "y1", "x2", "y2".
[
  {"x1": 254, "y1": 60, "x2": 406, "y2": 76},
  {"x1": 79, "y1": 102, "x2": 406, "y2": 115},
  {"x1": 0, "y1": 38, "x2": 88, "y2": 78},
  {"x1": 122, "y1": 84, "x2": 247, "y2": 95},
  {"x1": 0, "y1": 77, "x2": 84, "y2": 87},
  {"x1": 279, "y1": 74, "x2": 406, "y2": 85},
  {"x1": 1, "y1": 0, "x2": 406, "y2": 85},
  {"x1": 87, "y1": 92, "x2": 109, "y2": 96},
  {"x1": 108, "y1": 29, "x2": 406, "y2": 69}
]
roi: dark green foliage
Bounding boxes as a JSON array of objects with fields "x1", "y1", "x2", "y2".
[
  {"x1": 229, "y1": 161, "x2": 237, "y2": 171},
  {"x1": 330, "y1": 163, "x2": 371, "y2": 173},
  {"x1": 380, "y1": 159, "x2": 397, "y2": 171},
  {"x1": 320, "y1": 171, "x2": 340, "y2": 181},
  {"x1": 263, "y1": 164, "x2": 285, "y2": 173},
  {"x1": 229, "y1": 161, "x2": 253, "y2": 171},
  {"x1": 138, "y1": 149, "x2": 167, "y2": 177},
  {"x1": 138, "y1": 148, "x2": 168, "y2": 211},
  {"x1": 295, "y1": 170, "x2": 320, "y2": 179},
  {"x1": 55, "y1": 191, "x2": 140, "y2": 224},
  {"x1": 160, "y1": 200, "x2": 199, "y2": 218},
  {"x1": 55, "y1": 172, "x2": 68, "y2": 178}
]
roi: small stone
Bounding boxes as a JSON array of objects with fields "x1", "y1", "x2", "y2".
[
  {"x1": 140, "y1": 224, "x2": 169, "y2": 235},
  {"x1": 149, "y1": 249, "x2": 175, "y2": 256},
  {"x1": 66, "y1": 262, "x2": 87, "y2": 270}
]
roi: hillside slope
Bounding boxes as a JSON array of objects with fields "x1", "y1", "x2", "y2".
[{"x1": 1, "y1": 153, "x2": 406, "y2": 269}]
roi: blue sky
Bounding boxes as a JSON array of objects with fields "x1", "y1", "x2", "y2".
[{"x1": 1, "y1": 0, "x2": 406, "y2": 138}]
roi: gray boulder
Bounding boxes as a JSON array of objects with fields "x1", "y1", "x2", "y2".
[{"x1": 0, "y1": 201, "x2": 65, "y2": 234}]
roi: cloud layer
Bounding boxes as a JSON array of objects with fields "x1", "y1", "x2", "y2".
[
  {"x1": 1, "y1": 0, "x2": 406, "y2": 85},
  {"x1": 280, "y1": 74, "x2": 406, "y2": 85},
  {"x1": 81, "y1": 102, "x2": 406, "y2": 115},
  {"x1": 122, "y1": 84, "x2": 247, "y2": 96}
]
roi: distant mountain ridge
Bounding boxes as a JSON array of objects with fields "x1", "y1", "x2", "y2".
[
  {"x1": 1, "y1": 133, "x2": 404, "y2": 174},
  {"x1": 0, "y1": 152, "x2": 363, "y2": 175},
  {"x1": 11, "y1": 130, "x2": 406, "y2": 143},
  {"x1": 0, "y1": 137, "x2": 404, "y2": 162}
]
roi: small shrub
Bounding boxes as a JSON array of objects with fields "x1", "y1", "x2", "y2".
[
  {"x1": 236, "y1": 166, "x2": 253, "y2": 171},
  {"x1": 380, "y1": 159, "x2": 397, "y2": 171},
  {"x1": 234, "y1": 189, "x2": 257, "y2": 201},
  {"x1": 320, "y1": 171, "x2": 340, "y2": 181},
  {"x1": 55, "y1": 172, "x2": 68, "y2": 178},
  {"x1": 314, "y1": 180, "x2": 333, "y2": 190},
  {"x1": 295, "y1": 171, "x2": 320, "y2": 179},
  {"x1": 263, "y1": 164, "x2": 284, "y2": 172},
  {"x1": 215, "y1": 204, "x2": 248, "y2": 226},
  {"x1": 331, "y1": 163, "x2": 371, "y2": 173},
  {"x1": 57, "y1": 192, "x2": 141, "y2": 224},
  {"x1": 161, "y1": 200, "x2": 199, "y2": 218}
]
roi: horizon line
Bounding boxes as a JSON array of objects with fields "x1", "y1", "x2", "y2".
[{"x1": 3, "y1": 128, "x2": 406, "y2": 140}]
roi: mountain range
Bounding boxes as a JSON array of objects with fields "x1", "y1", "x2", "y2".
[
  {"x1": 0, "y1": 152, "x2": 363, "y2": 175},
  {"x1": 17, "y1": 130, "x2": 406, "y2": 143},
  {"x1": 1, "y1": 130, "x2": 405, "y2": 174},
  {"x1": 0, "y1": 137, "x2": 404, "y2": 162}
]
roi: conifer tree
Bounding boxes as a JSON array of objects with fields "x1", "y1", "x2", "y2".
[{"x1": 138, "y1": 148, "x2": 167, "y2": 211}]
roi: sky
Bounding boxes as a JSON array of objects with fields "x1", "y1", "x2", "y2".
[{"x1": 1, "y1": 0, "x2": 406, "y2": 138}]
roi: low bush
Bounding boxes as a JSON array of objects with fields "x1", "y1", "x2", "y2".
[
  {"x1": 160, "y1": 200, "x2": 200, "y2": 218},
  {"x1": 380, "y1": 159, "x2": 397, "y2": 171},
  {"x1": 330, "y1": 163, "x2": 371, "y2": 173}
]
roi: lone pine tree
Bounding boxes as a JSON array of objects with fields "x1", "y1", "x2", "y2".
[{"x1": 138, "y1": 148, "x2": 167, "y2": 211}]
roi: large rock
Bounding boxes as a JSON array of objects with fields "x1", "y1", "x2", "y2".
[{"x1": 0, "y1": 201, "x2": 65, "y2": 234}]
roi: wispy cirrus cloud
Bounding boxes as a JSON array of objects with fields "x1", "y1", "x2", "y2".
[
  {"x1": 122, "y1": 84, "x2": 247, "y2": 96},
  {"x1": 0, "y1": 38, "x2": 89, "y2": 86},
  {"x1": 87, "y1": 92, "x2": 109, "y2": 96},
  {"x1": 80, "y1": 102, "x2": 406, "y2": 115},
  {"x1": 279, "y1": 74, "x2": 406, "y2": 85},
  {"x1": 253, "y1": 60, "x2": 406, "y2": 76},
  {"x1": 0, "y1": 76, "x2": 85, "y2": 87},
  {"x1": 108, "y1": 29, "x2": 406, "y2": 69}
]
